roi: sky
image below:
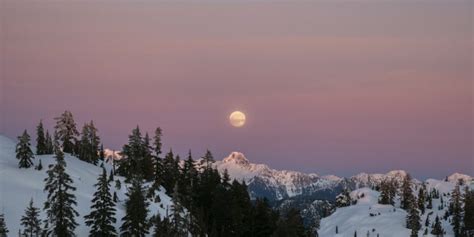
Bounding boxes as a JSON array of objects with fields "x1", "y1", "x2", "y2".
[{"x1": 1, "y1": 0, "x2": 472, "y2": 179}]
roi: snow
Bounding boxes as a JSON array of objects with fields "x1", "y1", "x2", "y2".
[
  {"x1": 0, "y1": 135, "x2": 173, "y2": 235},
  {"x1": 319, "y1": 182, "x2": 474, "y2": 237},
  {"x1": 215, "y1": 152, "x2": 320, "y2": 198},
  {"x1": 447, "y1": 173, "x2": 473, "y2": 184},
  {"x1": 103, "y1": 148, "x2": 122, "y2": 162}
]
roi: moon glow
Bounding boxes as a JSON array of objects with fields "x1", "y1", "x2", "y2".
[{"x1": 229, "y1": 111, "x2": 246, "y2": 127}]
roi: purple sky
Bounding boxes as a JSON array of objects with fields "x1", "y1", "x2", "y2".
[{"x1": 1, "y1": 0, "x2": 472, "y2": 179}]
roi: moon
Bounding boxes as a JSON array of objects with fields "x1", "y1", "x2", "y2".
[{"x1": 229, "y1": 111, "x2": 246, "y2": 127}]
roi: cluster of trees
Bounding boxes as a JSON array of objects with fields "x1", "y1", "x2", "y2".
[
  {"x1": 374, "y1": 174, "x2": 474, "y2": 237},
  {"x1": 15, "y1": 111, "x2": 105, "y2": 170},
  {"x1": 329, "y1": 175, "x2": 474, "y2": 237},
  {"x1": 9, "y1": 110, "x2": 316, "y2": 236},
  {"x1": 115, "y1": 125, "x2": 315, "y2": 236}
]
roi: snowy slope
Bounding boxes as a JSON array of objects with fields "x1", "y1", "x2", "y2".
[
  {"x1": 319, "y1": 182, "x2": 473, "y2": 237},
  {"x1": 0, "y1": 135, "x2": 173, "y2": 235}
]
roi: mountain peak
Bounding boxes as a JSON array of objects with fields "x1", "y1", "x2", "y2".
[
  {"x1": 222, "y1": 152, "x2": 250, "y2": 166},
  {"x1": 447, "y1": 173, "x2": 472, "y2": 184}
]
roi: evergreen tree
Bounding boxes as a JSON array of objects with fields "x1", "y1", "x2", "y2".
[
  {"x1": 431, "y1": 216, "x2": 444, "y2": 237},
  {"x1": 54, "y1": 110, "x2": 79, "y2": 154},
  {"x1": 0, "y1": 213, "x2": 8, "y2": 237},
  {"x1": 84, "y1": 167, "x2": 117, "y2": 236},
  {"x1": 450, "y1": 183, "x2": 462, "y2": 237},
  {"x1": 45, "y1": 130, "x2": 54, "y2": 154},
  {"x1": 43, "y1": 145, "x2": 79, "y2": 236},
  {"x1": 170, "y1": 185, "x2": 188, "y2": 236},
  {"x1": 201, "y1": 149, "x2": 214, "y2": 170},
  {"x1": 120, "y1": 178, "x2": 150, "y2": 236},
  {"x1": 401, "y1": 173, "x2": 414, "y2": 210},
  {"x1": 153, "y1": 127, "x2": 163, "y2": 157},
  {"x1": 379, "y1": 179, "x2": 395, "y2": 205},
  {"x1": 142, "y1": 132, "x2": 155, "y2": 181},
  {"x1": 16, "y1": 130, "x2": 35, "y2": 168},
  {"x1": 463, "y1": 187, "x2": 474, "y2": 235},
  {"x1": 36, "y1": 120, "x2": 47, "y2": 155},
  {"x1": 21, "y1": 198, "x2": 42, "y2": 237},
  {"x1": 427, "y1": 195, "x2": 433, "y2": 210},
  {"x1": 36, "y1": 159, "x2": 43, "y2": 171},
  {"x1": 177, "y1": 151, "x2": 197, "y2": 208},
  {"x1": 282, "y1": 208, "x2": 308, "y2": 237},
  {"x1": 335, "y1": 188, "x2": 352, "y2": 207},
  {"x1": 406, "y1": 201, "x2": 421, "y2": 236},
  {"x1": 161, "y1": 150, "x2": 179, "y2": 195},
  {"x1": 152, "y1": 215, "x2": 174, "y2": 237},
  {"x1": 78, "y1": 121, "x2": 101, "y2": 165},
  {"x1": 252, "y1": 198, "x2": 278, "y2": 237},
  {"x1": 99, "y1": 144, "x2": 105, "y2": 162},
  {"x1": 148, "y1": 129, "x2": 164, "y2": 202},
  {"x1": 417, "y1": 184, "x2": 426, "y2": 214},
  {"x1": 108, "y1": 169, "x2": 114, "y2": 183},
  {"x1": 117, "y1": 126, "x2": 151, "y2": 181}
]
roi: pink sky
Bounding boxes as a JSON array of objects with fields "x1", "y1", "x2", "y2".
[{"x1": 1, "y1": 0, "x2": 472, "y2": 178}]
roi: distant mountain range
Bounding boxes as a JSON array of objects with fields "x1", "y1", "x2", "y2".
[
  {"x1": 212, "y1": 152, "x2": 473, "y2": 234},
  {"x1": 213, "y1": 152, "x2": 472, "y2": 202}
]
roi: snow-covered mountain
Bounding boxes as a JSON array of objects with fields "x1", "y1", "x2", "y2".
[
  {"x1": 0, "y1": 135, "x2": 173, "y2": 235},
  {"x1": 214, "y1": 152, "x2": 446, "y2": 202},
  {"x1": 103, "y1": 148, "x2": 122, "y2": 162}
]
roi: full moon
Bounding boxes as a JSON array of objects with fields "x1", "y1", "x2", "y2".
[{"x1": 229, "y1": 111, "x2": 246, "y2": 127}]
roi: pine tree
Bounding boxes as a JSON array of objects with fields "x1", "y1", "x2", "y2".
[
  {"x1": 36, "y1": 159, "x2": 43, "y2": 171},
  {"x1": 401, "y1": 173, "x2": 414, "y2": 210},
  {"x1": 283, "y1": 208, "x2": 307, "y2": 237},
  {"x1": 162, "y1": 150, "x2": 179, "y2": 195},
  {"x1": 142, "y1": 132, "x2": 155, "y2": 181},
  {"x1": 379, "y1": 179, "x2": 395, "y2": 205},
  {"x1": 117, "y1": 126, "x2": 149, "y2": 181},
  {"x1": 0, "y1": 213, "x2": 9, "y2": 237},
  {"x1": 177, "y1": 150, "x2": 197, "y2": 207},
  {"x1": 78, "y1": 121, "x2": 101, "y2": 165},
  {"x1": 427, "y1": 195, "x2": 433, "y2": 209},
  {"x1": 148, "y1": 129, "x2": 164, "y2": 202},
  {"x1": 406, "y1": 201, "x2": 421, "y2": 236},
  {"x1": 108, "y1": 169, "x2": 114, "y2": 183},
  {"x1": 252, "y1": 198, "x2": 277, "y2": 237},
  {"x1": 170, "y1": 185, "x2": 188, "y2": 236},
  {"x1": 36, "y1": 120, "x2": 47, "y2": 155},
  {"x1": 417, "y1": 184, "x2": 426, "y2": 214},
  {"x1": 43, "y1": 145, "x2": 79, "y2": 236},
  {"x1": 84, "y1": 167, "x2": 117, "y2": 236},
  {"x1": 463, "y1": 187, "x2": 474, "y2": 235},
  {"x1": 54, "y1": 110, "x2": 79, "y2": 154},
  {"x1": 120, "y1": 178, "x2": 150, "y2": 236},
  {"x1": 201, "y1": 149, "x2": 214, "y2": 170},
  {"x1": 450, "y1": 183, "x2": 462, "y2": 237},
  {"x1": 21, "y1": 198, "x2": 42, "y2": 237},
  {"x1": 152, "y1": 215, "x2": 174, "y2": 237},
  {"x1": 336, "y1": 188, "x2": 352, "y2": 207},
  {"x1": 16, "y1": 130, "x2": 35, "y2": 168},
  {"x1": 153, "y1": 127, "x2": 163, "y2": 157},
  {"x1": 45, "y1": 130, "x2": 54, "y2": 154},
  {"x1": 431, "y1": 216, "x2": 444, "y2": 237},
  {"x1": 99, "y1": 143, "x2": 105, "y2": 162}
]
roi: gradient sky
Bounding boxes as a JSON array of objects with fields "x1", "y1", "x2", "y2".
[{"x1": 1, "y1": 0, "x2": 472, "y2": 179}]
